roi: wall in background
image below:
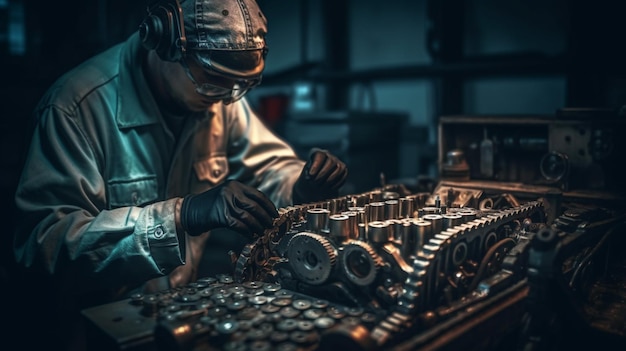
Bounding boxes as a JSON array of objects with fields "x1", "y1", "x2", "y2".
[
  {"x1": 1, "y1": 0, "x2": 625, "y2": 213},
  {"x1": 249, "y1": 0, "x2": 587, "y2": 182}
]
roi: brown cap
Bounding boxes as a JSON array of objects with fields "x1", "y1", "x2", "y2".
[{"x1": 181, "y1": 0, "x2": 267, "y2": 78}]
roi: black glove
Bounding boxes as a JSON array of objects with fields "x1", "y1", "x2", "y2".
[
  {"x1": 293, "y1": 148, "x2": 348, "y2": 204},
  {"x1": 180, "y1": 180, "x2": 278, "y2": 237}
]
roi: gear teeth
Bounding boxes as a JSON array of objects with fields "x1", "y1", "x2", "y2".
[
  {"x1": 287, "y1": 232, "x2": 337, "y2": 285},
  {"x1": 234, "y1": 191, "x2": 543, "y2": 350},
  {"x1": 400, "y1": 201, "x2": 543, "y2": 314},
  {"x1": 339, "y1": 240, "x2": 384, "y2": 286},
  {"x1": 294, "y1": 232, "x2": 338, "y2": 266},
  {"x1": 345, "y1": 240, "x2": 384, "y2": 267}
]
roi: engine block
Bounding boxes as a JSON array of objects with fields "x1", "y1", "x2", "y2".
[{"x1": 81, "y1": 184, "x2": 626, "y2": 351}]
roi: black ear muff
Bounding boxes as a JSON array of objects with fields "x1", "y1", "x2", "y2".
[
  {"x1": 139, "y1": 14, "x2": 163, "y2": 52},
  {"x1": 138, "y1": 0, "x2": 186, "y2": 62}
]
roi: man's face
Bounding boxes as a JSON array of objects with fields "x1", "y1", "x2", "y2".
[
  {"x1": 162, "y1": 54, "x2": 261, "y2": 113},
  {"x1": 162, "y1": 58, "x2": 238, "y2": 112}
]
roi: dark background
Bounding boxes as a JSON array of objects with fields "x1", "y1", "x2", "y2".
[{"x1": 1, "y1": 0, "x2": 625, "y2": 349}]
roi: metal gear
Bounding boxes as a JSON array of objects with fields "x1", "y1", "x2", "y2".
[
  {"x1": 287, "y1": 232, "x2": 337, "y2": 285},
  {"x1": 339, "y1": 241, "x2": 383, "y2": 286}
]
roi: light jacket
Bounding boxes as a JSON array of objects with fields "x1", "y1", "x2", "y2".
[{"x1": 13, "y1": 32, "x2": 304, "y2": 300}]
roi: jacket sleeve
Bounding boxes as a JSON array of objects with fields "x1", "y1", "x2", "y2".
[
  {"x1": 13, "y1": 105, "x2": 186, "y2": 294},
  {"x1": 224, "y1": 98, "x2": 305, "y2": 209}
]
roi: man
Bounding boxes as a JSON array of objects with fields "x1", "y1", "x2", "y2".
[{"x1": 12, "y1": 0, "x2": 347, "y2": 347}]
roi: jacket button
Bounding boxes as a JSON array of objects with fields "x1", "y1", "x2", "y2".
[
  {"x1": 213, "y1": 169, "x2": 221, "y2": 177},
  {"x1": 154, "y1": 225, "x2": 165, "y2": 238}
]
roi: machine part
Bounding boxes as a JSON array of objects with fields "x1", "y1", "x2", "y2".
[
  {"x1": 386, "y1": 219, "x2": 405, "y2": 243},
  {"x1": 341, "y1": 211, "x2": 360, "y2": 240},
  {"x1": 287, "y1": 232, "x2": 337, "y2": 285},
  {"x1": 398, "y1": 197, "x2": 415, "y2": 219},
  {"x1": 307, "y1": 208, "x2": 330, "y2": 233},
  {"x1": 339, "y1": 241, "x2": 383, "y2": 286},
  {"x1": 422, "y1": 214, "x2": 443, "y2": 235},
  {"x1": 395, "y1": 201, "x2": 543, "y2": 319},
  {"x1": 429, "y1": 185, "x2": 483, "y2": 209},
  {"x1": 358, "y1": 223, "x2": 367, "y2": 241},
  {"x1": 540, "y1": 151, "x2": 569, "y2": 182},
  {"x1": 520, "y1": 227, "x2": 560, "y2": 351},
  {"x1": 410, "y1": 219, "x2": 432, "y2": 252},
  {"x1": 467, "y1": 237, "x2": 516, "y2": 291},
  {"x1": 380, "y1": 243, "x2": 414, "y2": 277},
  {"x1": 385, "y1": 200, "x2": 399, "y2": 219},
  {"x1": 368, "y1": 221, "x2": 391, "y2": 244},
  {"x1": 457, "y1": 209, "x2": 477, "y2": 222},
  {"x1": 442, "y1": 214, "x2": 463, "y2": 230},
  {"x1": 82, "y1": 182, "x2": 626, "y2": 351},
  {"x1": 451, "y1": 241, "x2": 469, "y2": 266},
  {"x1": 328, "y1": 214, "x2": 351, "y2": 243},
  {"x1": 479, "y1": 197, "x2": 494, "y2": 210},
  {"x1": 482, "y1": 231, "x2": 499, "y2": 252},
  {"x1": 369, "y1": 202, "x2": 385, "y2": 222},
  {"x1": 421, "y1": 206, "x2": 440, "y2": 215},
  {"x1": 441, "y1": 148, "x2": 471, "y2": 181}
]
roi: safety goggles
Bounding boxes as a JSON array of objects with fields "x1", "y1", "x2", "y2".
[{"x1": 180, "y1": 57, "x2": 261, "y2": 104}]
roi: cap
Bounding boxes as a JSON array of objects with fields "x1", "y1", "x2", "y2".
[{"x1": 180, "y1": 0, "x2": 268, "y2": 78}]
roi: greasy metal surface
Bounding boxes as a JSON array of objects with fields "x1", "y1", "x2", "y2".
[{"x1": 81, "y1": 183, "x2": 626, "y2": 351}]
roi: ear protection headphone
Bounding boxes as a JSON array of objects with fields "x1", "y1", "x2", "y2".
[{"x1": 139, "y1": 0, "x2": 187, "y2": 62}]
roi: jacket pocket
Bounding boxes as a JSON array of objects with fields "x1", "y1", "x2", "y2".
[
  {"x1": 193, "y1": 155, "x2": 229, "y2": 185},
  {"x1": 108, "y1": 175, "x2": 159, "y2": 207}
]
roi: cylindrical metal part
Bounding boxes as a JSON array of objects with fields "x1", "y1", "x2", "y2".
[
  {"x1": 358, "y1": 223, "x2": 367, "y2": 241},
  {"x1": 363, "y1": 203, "x2": 370, "y2": 222},
  {"x1": 356, "y1": 194, "x2": 369, "y2": 207},
  {"x1": 369, "y1": 202, "x2": 385, "y2": 222},
  {"x1": 458, "y1": 209, "x2": 477, "y2": 222},
  {"x1": 398, "y1": 197, "x2": 415, "y2": 219},
  {"x1": 341, "y1": 211, "x2": 359, "y2": 240},
  {"x1": 328, "y1": 199, "x2": 340, "y2": 215},
  {"x1": 386, "y1": 219, "x2": 404, "y2": 242},
  {"x1": 329, "y1": 214, "x2": 350, "y2": 242},
  {"x1": 442, "y1": 214, "x2": 463, "y2": 230},
  {"x1": 422, "y1": 214, "x2": 443, "y2": 235},
  {"x1": 368, "y1": 221, "x2": 391, "y2": 244},
  {"x1": 349, "y1": 206, "x2": 367, "y2": 228},
  {"x1": 338, "y1": 197, "x2": 348, "y2": 212},
  {"x1": 385, "y1": 200, "x2": 399, "y2": 219},
  {"x1": 306, "y1": 208, "x2": 330, "y2": 234},
  {"x1": 410, "y1": 219, "x2": 432, "y2": 255},
  {"x1": 401, "y1": 220, "x2": 412, "y2": 241},
  {"x1": 398, "y1": 221, "x2": 414, "y2": 260},
  {"x1": 346, "y1": 196, "x2": 357, "y2": 209},
  {"x1": 397, "y1": 221, "x2": 413, "y2": 260}
]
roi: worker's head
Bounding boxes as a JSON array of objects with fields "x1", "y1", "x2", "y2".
[{"x1": 139, "y1": 0, "x2": 267, "y2": 107}]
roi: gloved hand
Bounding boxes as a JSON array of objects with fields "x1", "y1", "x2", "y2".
[
  {"x1": 180, "y1": 180, "x2": 278, "y2": 238},
  {"x1": 293, "y1": 148, "x2": 348, "y2": 204}
]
